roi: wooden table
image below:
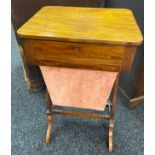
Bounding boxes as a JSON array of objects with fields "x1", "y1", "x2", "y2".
[
  {"x1": 17, "y1": 6, "x2": 143, "y2": 72},
  {"x1": 17, "y1": 6, "x2": 143, "y2": 152}
]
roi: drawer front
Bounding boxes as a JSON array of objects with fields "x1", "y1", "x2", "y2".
[{"x1": 22, "y1": 39, "x2": 136, "y2": 71}]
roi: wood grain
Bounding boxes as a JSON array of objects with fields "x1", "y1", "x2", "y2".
[
  {"x1": 18, "y1": 6, "x2": 143, "y2": 72},
  {"x1": 15, "y1": 6, "x2": 143, "y2": 152},
  {"x1": 22, "y1": 39, "x2": 137, "y2": 71},
  {"x1": 129, "y1": 96, "x2": 144, "y2": 108},
  {"x1": 53, "y1": 109, "x2": 110, "y2": 119},
  {"x1": 17, "y1": 6, "x2": 143, "y2": 45},
  {"x1": 22, "y1": 39, "x2": 122, "y2": 70},
  {"x1": 46, "y1": 115, "x2": 52, "y2": 144}
]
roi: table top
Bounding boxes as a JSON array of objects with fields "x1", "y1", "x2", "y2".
[{"x1": 17, "y1": 6, "x2": 143, "y2": 45}]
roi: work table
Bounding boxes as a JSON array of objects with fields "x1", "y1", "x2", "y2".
[{"x1": 17, "y1": 6, "x2": 143, "y2": 72}]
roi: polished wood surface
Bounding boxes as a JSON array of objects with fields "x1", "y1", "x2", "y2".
[
  {"x1": 23, "y1": 39, "x2": 124, "y2": 71},
  {"x1": 22, "y1": 39, "x2": 138, "y2": 71},
  {"x1": 22, "y1": 39, "x2": 137, "y2": 71},
  {"x1": 16, "y1": 6, "x2": 143, "y2": 152},
  {"x1": 53, "y1": 109, "x2": 110, "y2": 119},
  {"x1": 17, "y1": 6, "x2": 143, "y2": 45},
  {"x1": 45, "y1": 89, "x2": 53, "y2": 144},
  {"x1": 17, "y1": 6, "x2": 142, "y2": 72},
  {"x1": 129, "y1": 96, "x2": 144, "y2": 108},
  {"x1": 12, "y1": 0, "x2": 106, "y2": 92}
]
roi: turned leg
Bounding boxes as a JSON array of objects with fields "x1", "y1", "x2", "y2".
[
  {"x1": 45, "y1": 88, "x2": 53, "y2": 144},
  {"x1": 108, "y1": 73, "x2": 119, "y2": 152},
  {"x1": 46, "y1": 115, "x2": 53, "y2": 144},
  {"x1": 108, "y1": 119, "x2": 114, "y2": 152}
]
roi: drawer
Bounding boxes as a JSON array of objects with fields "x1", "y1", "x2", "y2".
[{"x1": 22, "y1": 39, "x2": 137, "y2": 71}]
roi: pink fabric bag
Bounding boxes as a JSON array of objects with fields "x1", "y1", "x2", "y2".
[{"x1": 40, "y1": 66, "x2": 117, "y2": 111}]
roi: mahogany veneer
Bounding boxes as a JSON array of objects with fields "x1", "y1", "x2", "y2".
[
  {"x1": 17, "y1": 6, "x2": 143, "y2": 72},
  {"x1": 17, "y1": 6, "x2": 143, "y2": 152}
]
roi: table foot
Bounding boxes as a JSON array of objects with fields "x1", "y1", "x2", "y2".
[{"x1": 46, "y1": 115, "x2": 52, "y2": 144}]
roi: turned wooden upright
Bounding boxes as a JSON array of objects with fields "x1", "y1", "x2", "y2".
[{"x1": 17, "y1": 6, "x2": 143, "y2": 152}]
